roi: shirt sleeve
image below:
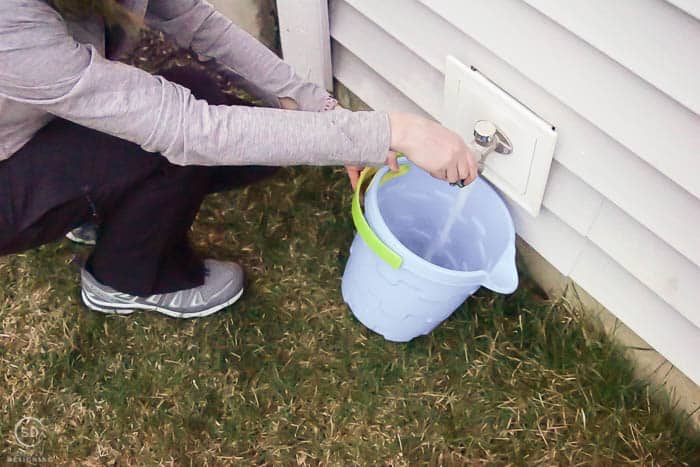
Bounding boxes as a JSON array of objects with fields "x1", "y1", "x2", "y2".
[
  {"x1": 145, "y1": 0, "x2": 332, "y2": 112},
  {"x1": 0, "y1": 1, "x2": 391, "y2": 167}
]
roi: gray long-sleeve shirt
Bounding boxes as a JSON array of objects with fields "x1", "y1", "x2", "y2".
[{"x1": 0, "y1": 0, "x2": 392, "y2": 167}]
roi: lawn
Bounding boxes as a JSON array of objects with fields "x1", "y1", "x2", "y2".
[
  {"x1": 1, "y1": 30, "x2": 699, "y2": 466},
  {"x1": 1, "y1": 165, "x2": 699, "y2": 465}
]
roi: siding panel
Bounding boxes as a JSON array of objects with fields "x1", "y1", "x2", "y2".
[
  {"x1": 542, "y1": 164, "x2": 603, "y2": 236},
  {"x1": 522, "y1": 0, "x2": 700, "y2": 114},
  {"x1": 571, "y1": 243, "x2": 700, "y2": 384},
  {"x1": 331, "y1": 2, "x2": 443, "y2": 117},
  {"x1": 508, "y1": 202, "x2": 588, "y2": 275},
  {"x1": 333, "y1": 42, "x2": 430, "y2": 117},
  {"x1": 588, "y1": 202, "x2": 700, "y2": 328},
  {"x1": 666, "y1": 0, "x2": 700, "y2": 20}
]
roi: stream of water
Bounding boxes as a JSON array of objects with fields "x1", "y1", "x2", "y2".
[{"x1": 423, "y1": 184, "x2": 475, "y2": 264}]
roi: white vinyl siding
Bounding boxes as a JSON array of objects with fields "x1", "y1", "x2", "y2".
[
  {"x1": 328, "y1": 0, "x2": 700, "y2": 384},
  {"x1": 521, "y1": 0, "x2": 700, "y2": 115},
  {"x1": 665, "y1": 0, "x2": 700, "y2": 21}
]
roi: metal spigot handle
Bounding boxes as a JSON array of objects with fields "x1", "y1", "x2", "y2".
[
  {"x1": 452, "y1": 120, "x2": 512, "y2": 188},
  {"x1": 474, "y1": 120, "x2": 512, "y2": 156},
  {"x1": 474, "y1": 120, "x2": 497, "y2": 146}
]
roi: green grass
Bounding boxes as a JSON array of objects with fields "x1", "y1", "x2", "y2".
[{"x1": 1, "y1": 166, "x2": 699, "y2": 465}]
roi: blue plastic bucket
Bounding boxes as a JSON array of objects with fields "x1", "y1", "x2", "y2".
[{"x1": 341, "y1": 159, "x2": 518, "y2": 342}]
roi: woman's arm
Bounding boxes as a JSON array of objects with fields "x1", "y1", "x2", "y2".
[
  {"x1": 145, "y1": 0, "x2": 332, "y2": 111},
  {"x1": 0, "y1": 0, "x2": 390, "y2": 167}
]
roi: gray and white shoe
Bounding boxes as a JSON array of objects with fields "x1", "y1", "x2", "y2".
[
  {"x1": 66, "y1": 222, "x2": 98, "y2": 246},
  {"x1": 81, "y1": 259, "x2": 244, "y2": 318}
]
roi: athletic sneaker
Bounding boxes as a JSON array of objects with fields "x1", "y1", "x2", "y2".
[
  {"x1": 81, "y1": 259, "x2": 244, "y2": 318},
  {"x1": 66, "y1": 223, "x2": 98, "y2": 246}
]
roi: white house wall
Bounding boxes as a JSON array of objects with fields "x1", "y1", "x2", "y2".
[
  {"x1": 664, "y1": 0, "x2": 700, "y2": 21},
  {"x1": 521, "y1": 0, "x2": 700, "y2": 115},
  {"x1": 417, "y1": 0, "x2": 700, "y2": 199},
  {"x1": 328, "y1": 0, "x2": 700, "y2": 384},
  {"x1": 332, "y1": 0, "x2": 700, "y2": 269}
]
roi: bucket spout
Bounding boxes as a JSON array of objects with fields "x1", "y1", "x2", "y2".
[{"x1": 481, "y1": 244, "x2": 518, "y2": 294}]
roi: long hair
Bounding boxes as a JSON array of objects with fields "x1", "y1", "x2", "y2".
[{"x1": 50, "y1": 0, "x2": 143, "y2": 33}]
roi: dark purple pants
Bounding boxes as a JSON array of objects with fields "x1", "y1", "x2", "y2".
[{"x1": 0, "y1": 67, "x2": 278, "y2": 295}]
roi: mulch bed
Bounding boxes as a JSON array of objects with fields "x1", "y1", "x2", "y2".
[{"x1": 121, "y1": 28, "x2": 266, "y2": 107}]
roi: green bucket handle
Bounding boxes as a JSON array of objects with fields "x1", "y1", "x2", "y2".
[{"x1": 352, "y1": 167, "x2": 404, "y2": 270}]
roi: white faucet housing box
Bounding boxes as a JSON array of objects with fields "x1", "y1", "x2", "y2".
[{"x1": 443, "y1": 56, "x2": 557, "y2": 216}]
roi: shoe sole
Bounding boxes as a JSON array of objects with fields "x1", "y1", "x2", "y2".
[
  {"x1": 65, "y1": 231, "x2": 97, "y2": 246},
  {"x1": 81, "y1": 287, "x2": 244, "y2": 319}
]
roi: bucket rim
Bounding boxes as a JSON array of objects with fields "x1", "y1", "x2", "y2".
[{"x1": 365, "y1": 160, "x2": 517, "y2": 281}]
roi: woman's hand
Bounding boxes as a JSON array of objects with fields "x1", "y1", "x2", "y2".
[
  {"x1": 388, "y1": 112, "x2": 477, "y2": 185},
  {"x1": 347, "y1": 153, "x2": 400, "y2": 189},
  {"x1": 345, "y1": 165, "x2": 364, "y2": 190}
]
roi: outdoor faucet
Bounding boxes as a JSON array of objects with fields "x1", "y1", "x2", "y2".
[{"x1": 453, "y1": 120, "x2": 512, "y2": 188}]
